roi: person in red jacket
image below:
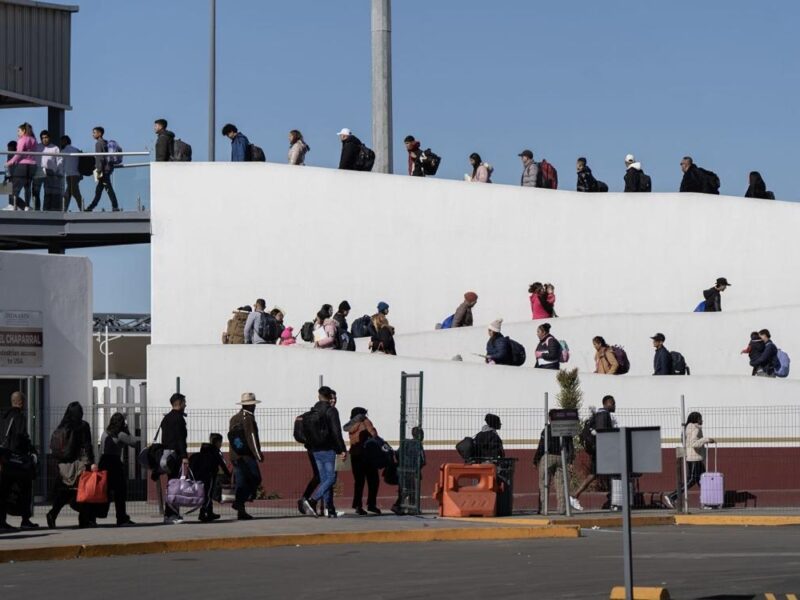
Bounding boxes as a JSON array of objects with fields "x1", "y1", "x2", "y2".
[{"x1": 529, "y1": 282, "x2": 556, "y2": 319}]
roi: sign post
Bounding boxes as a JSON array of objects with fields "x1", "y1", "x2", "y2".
[{"x1": 549, "y1": 408, "x2": 580, "y2": 518}]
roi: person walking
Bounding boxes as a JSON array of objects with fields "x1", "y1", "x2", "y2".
[
  {"x1": 404, "y1": 135, "x2": 425, "y2": 176},
  {"x1": 741, "y1": 331, "x2": 765, "y2": 376},
  {"x1": 0, "y1": 392, "x2": 39, "y2": 530},
  {"x1": 59, "y1": 135, "x2": 84, "y2": 211},
  {"x1": 571, "y1": 396, "x2": 617, "y2": 511},
  {"x1": 370, "y1": 313, "x2": 396, "y2": 355},
  {"x1": 751, "y1": 329, "x2": 779, "y2": 377},
  {"x1": 154, "y1": 119, "x2": 175, "y2": 162},
  {"x1": 98, "y1": 413, "x2": 137, "y2": 526},
  {"x1": 534, "y1": 323, "x2": 561, "y2": 370},
  {"x1": 624, "y1": 154, "x2": 651, "y2": 192},
  {"x1": 188, "y1": 433, "x2": 231, "y2": 522},
  {"x1": 337, "y1": 128, "x2": 362, "y2": 170},
  {"x1": 4, "y1": 123, "x2": 36, "y2": 210},
  {"x1": 34, "y1": 130, "x2": 63, "y2": 211},
  {"x1": 485, "y1": 319, "x2": 512, "y2": 365},
  {"x1": 453, "y1": 291, "x2": 478, "y2": 328},
  {"x1": 297, "y1": 387, "x2": 336, "y2": 516},
  {"x1": 593, "y1": 336, "x2": 619, "y2": 374},
  {"x1": 46, "y1": 402, "x2": 97, "y2": 529},
  {"x1": 228, "y1": 393, "x2": 263, "y2": 520},
  {"x1": 519, "y1": 150, "x2": 539, "y2": 187},
  {"x1": 313, "y1": 307, "x2": 339, "y2": 349},
  {"x1": 664, "y1": 412, "x2": 714, "y2": 509},
  {"x1": 300, "y1": 389, "x2": 347, "y2": 518},
  {"x1": 534, "y1": 414, "x2": 574, "y2": 514},
  {"x1": 703, "y1": 277, "x2": 731, "y2": 312},
  {"x1": 160, "y1": 393, "x2": 188, "y2": 524},
  {"x1": 344, "y1": 407, "x2": 381, "y2": 515},
  {"x1": 467, "y1": 153, "x2": 492, "y2": 183},
  {"x1": 221, "y1": 124, "x2": 251, "y2": 162},
  {"x1": 244, "y1": 298, "x2": 269, "y2": 344},
  {"x1": 529, "y1": 282, "x2": 556, "y2": 319},
  {"x1": 679, "y1": 156, "x2": 719, "y2": 194},
  {"x1": 288, "y1": 130, "x2": 309, "y2": 165},
  {"x1": 473, "y1": 413, "x2": 505, "y2": 459},
  {"x1": 85, "y1": 126, "x2": 120, "y2": 212},
  {"x1": 576, "y1": 157, "x2": 599, "y2": 192},
  {"x1": 745, "y1": 171, "x2": 774, "y2": 199},
  {"x1": 651, "y1": 333, "x2": 673, "y2": 375}
]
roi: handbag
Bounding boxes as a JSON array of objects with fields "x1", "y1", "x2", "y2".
[
  {"x1": 77, "y1": 470, "x2": 109, "y2": 504},
  {"x1": 137, "y1": 426, "x2": 165, "y2": 472},
  {"x1": 166, "y1": 466, "x2": 206, "y2": 512},
  {"x1": 58, "y1": 459, "x2": 85, "y2": 487}
]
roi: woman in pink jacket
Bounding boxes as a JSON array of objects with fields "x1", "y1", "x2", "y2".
[
  {"x1": 467, "y1": 153, "x2": 493, "y2": 183},
  {"x1": 5, "y1": 123, "x2": 37, "y2": 210},
  {"x1": 529, "y1": 282, "x2": 556, "y2": 319}
]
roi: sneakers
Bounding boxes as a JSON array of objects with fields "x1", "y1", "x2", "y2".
[
  {"x1": 569, "y1": 496, "x2": 583, "y2": 511},
  {"x1": 298, "y1": 497, "x2": 317, "y2": 516},
  {"x1": 663, "y1": 494, "x2": 675, "y2": 509},
  {"x1": 367, "y1": 506, "x2": 382, "y2": 516},
  {"x1": 301, "y1": 498, "x2": 318, "y2": 518},
  {"x1": 354, "y1": 508, "x2": 368, "y2": 516},
  {"x1": 163, "y1": 516, "x2": 184, "y2": 524}
]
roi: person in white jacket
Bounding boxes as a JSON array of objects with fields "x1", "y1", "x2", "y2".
[{"x1": 664, "y1": 411, "x2": 714, "y2": 508}]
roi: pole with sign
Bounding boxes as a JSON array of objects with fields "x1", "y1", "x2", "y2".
[{"x1": 549, "y1": 408, "x2": 579, "y2": 518}]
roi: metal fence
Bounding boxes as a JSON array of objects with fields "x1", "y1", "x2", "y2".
[{"x1": 21, "y1": 402, "x2": 800, "y2": 522}]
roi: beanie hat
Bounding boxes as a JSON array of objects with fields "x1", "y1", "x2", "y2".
[
  {"x1": 485, "y1": 413, "x2": 501, "y2": 430},
  {"x1": 377, "y1": 301, "x2": 389, "y2": 313},
  {"x1": 464, "y1": 291, "x2": 478, "y2": 303},
  {"x1": 350, "y1": 406, "x2": 368, "y2": 419},
  {"x1": 488, "y1": 318, "x2": 503, "y2": 333}
]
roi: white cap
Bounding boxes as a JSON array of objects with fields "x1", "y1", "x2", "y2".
[
  {"x1": 336, "y1": 128, "x2": 351, "y2": 137},
  {"x1": 625, "y1": 154, "x2": 636, "y2": 163},
  {"x1": 488, "y1": 318, "x2": 503, "y2": 333}
]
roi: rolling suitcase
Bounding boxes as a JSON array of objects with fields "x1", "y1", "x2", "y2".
[{"x1": 699, "y1": 443, "x2": 723, "y2": 508}]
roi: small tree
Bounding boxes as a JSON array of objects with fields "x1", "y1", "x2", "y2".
[{"x1": 556, "y1": 367, "x2": 583, "y2": 411}]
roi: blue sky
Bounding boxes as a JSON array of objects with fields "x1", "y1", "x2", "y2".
[{"x1": 3, "y1": 1, "x2": 797, "y2": 313}]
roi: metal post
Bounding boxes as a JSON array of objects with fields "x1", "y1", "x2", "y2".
[
  {"x1": 414, "y1": 371, "x2": 424, "y2": 513},
  {"x1": 620, "y1": 428, "x2": 634, "y2": 600},
  {"x1": 680, "y1": 394, "x2": 689, "y2": 513},
  {"x1": 543, "y1": 392, "x2": 549, "y2": 515},
  {"x1": 318, "y1": 374, "x2": 323, "y2": 388},
  {"x1": 175, "y1": 376, "x2": 181, "y2": 394},
  {"x1": 560, "y1": 440, "x2": 572, "y2": 517},
  {"x1": 104, "y1": 324, "x2": 110, "y2": 390},
  {"x1": 208, "y1": 0, "x2": 216, "y2": 161},
  {"x1": 371, "y1": 0, "x2": 393, "y2": 173}
]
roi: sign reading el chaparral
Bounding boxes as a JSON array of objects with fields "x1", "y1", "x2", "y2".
[{"x1": 0, "y1": 310, "x2": 43, "y2": 368}]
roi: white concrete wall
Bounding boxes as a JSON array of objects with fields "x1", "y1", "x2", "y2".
[
  {"x1": 148, "y1": 344, "x2": 798, "y2": 445},
  {"x1": 388, "y1": 306, "x2": 800, "y2": 379},
  {"x1": 0, "y1": 252, "x2": 92, "y2": 417},
  {"x1": 150, "y1": 163, "x2": 800, "y2": 344}
]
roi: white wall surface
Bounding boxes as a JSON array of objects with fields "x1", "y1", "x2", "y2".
[
  {"x1": 148, "y1": 344, "x2": 798, "y2": 445},
  {"x1": 0, "y1": 252, "x2": 92, "y2": 416},
  {"x1": 388, "y1": 306, "x2": 800, "y2": 379},
  {"x1": 150, "y1": 163, "x2": 800, "y2": 344}
]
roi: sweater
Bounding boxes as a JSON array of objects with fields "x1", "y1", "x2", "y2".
[{"x1": 5, "y1": 135, "x2": 36, "y2": 166}]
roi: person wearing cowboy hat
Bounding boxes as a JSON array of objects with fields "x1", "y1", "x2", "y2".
[{"x1": 228, "y1": 392, "x2": 263, "y2": 520}]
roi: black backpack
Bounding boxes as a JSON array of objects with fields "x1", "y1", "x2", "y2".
[
  {"x1": 337, "y1": 331, "x2": 356, "y2": 351},
  {"x1": 171, "y1": 139, "x2": 192, "y2": 162},
  {"x1": 355, "y1": 144, "x2": 375, "y2": 171},
  {"x1": 351, "y1": 315, "x2": 373, "y2": 338},
  {"x1": 639, "y1": 173, "x2": 652, "y2": 192},
  {"x1": 579, "y1": 415, "x2": 597, "y2": 453},
  {"x1": 455, "y1": 437, "x2": 475, "y2": 460},
  {"x1": 293, "y1": 415, "x2": 307, "y2": 444},
  {"x1": 49, "y1": 426, "x2": 72, "y2": 461},
  {"x1": 248, "y1": 144, "x2": 266, "y2": 162},
  {"x1": 256, "y1": 312, "x2": 280, "y2": 343},
  {"x1": 595, "y1": 181, "x2": 609, "y2": 192},
  {"x1": 301, "y1": 407, "x2": 331, "y2": 448},
  {"x1": 699, "y1": 168, "x2": 720, "y2": 194},
  {"x1": 508, "y1": 337, "x2": 527, "y2": 366},
  {"x1": 420, "y1": 149, "x2": 441, "y2": 175},
  {"x1": 300, "y1": 321, "x2": 315, "y2": 343},
  {"x1": 671, "y1": 351, "x2": 689, "y2": 375},
  {"x1": 77, "y1": 153, "x2": 95, "y2": 177}
]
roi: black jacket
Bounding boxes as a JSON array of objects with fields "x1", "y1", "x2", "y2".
[
  {"x1": 703, "y1": 287, "x2": 722, "y2": 312},
  {"x1": 188, "y1": 443, "x2": 230, "y2": 482},
  {"x1": 0, "y1": 407, "x2": 34, "y2": 455},
  {"x1": 160, "y1": 409, "x2": 188, "y2": 459},
  {"x1": 624, "y1": 167, "x2": 647, "y2": 192},
  {"x1": 576, "y1": 166, "x2": 597, "y2": 192},
  {"x1": 653, "y1": 345, "x2": 673, "y2": 375},
  {"x1": 155, "y1": 130, "x2": 175, "y2": 162},
  {"x1": 745, "y1": 179, "x2": 772, "y2": 199},
  {"x1": 63, "y1": 421, "x2": 94, "y2": 464},
  {"x1": 371, "y1": 327, "x2": 396, "y2": 355},
  {"x1": 679, "y1": 164, "x2": 705, "y2": 193},
  {"x1": 333, "y1": 312, "x2": 349, "y2": 333},
  {"x1": 535, "y1": 335, "x2": 561, "y2": 369},
  {"x1": 473, "y1": 429, "x2": 504, "y2": 459},
  {"x1": 338, "y1": 135, "x2": 362, "y2": 170},
  {"x1": 307, "y1": 401, "x2": 347, "y2": 453},
  {"x1": 534, "y1": 425, "x2": 574, "y2": 464},
  {"x1": 593, "y1": 408, "x2": 614, "y2": 432},
  {"x1": 486, "y1": 333, "x2": 512, "y2": 365},
  {"x1": 752, "y1": 340, "x2": 779, "y2": 374}
]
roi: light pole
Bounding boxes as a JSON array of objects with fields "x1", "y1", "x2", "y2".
[
  {"x1": 209, "y1": 0, "x2": 216, "y2": 161},
  {"x1": 371, "y1": 0, "x2": 393, "y2": 173}
]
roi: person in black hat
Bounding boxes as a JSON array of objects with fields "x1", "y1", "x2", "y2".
[
  {"x1": 703, "y1": 277, "x2": 731, "y2": 312},
  {"x1": 473, "y1": 414, "x2": 505, "y2": 459},
  {"x1": 651, "y1": 333, "x2": 673, "y2": 375},
  {"x1": 519, "y1": 150, "x2": 538, "y2": 187}
]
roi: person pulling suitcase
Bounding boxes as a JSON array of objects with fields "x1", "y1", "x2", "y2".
[{"x1": 664, "y1": 412, "x2": 715, "y2": 509}]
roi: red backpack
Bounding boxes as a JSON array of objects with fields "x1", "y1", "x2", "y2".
[{"x1": 538, "y1": 159, "x2": 559, "y2": 189}]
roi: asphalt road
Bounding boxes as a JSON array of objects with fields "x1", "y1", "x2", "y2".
[{"x1": 1, "y1": 526, "x2": 799, "y2": 599}]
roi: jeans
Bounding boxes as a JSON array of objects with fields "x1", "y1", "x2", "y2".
[
  {"x1": 10, "y1": 164, "x2": 34, "y2": 209},
  {"x1": 302, "y1": 449, "x2": 320, "y2": 499},
  {"x1": 88, "y1": 171, "x2": 119, "y2": 211},
  {"x1": 32, "y1": 176, "x2": 44, "y2": 210},
  {"x1": 63, "y1": 175, "x2": 83, "y2": 211},
  {"x1": 351, "y1": 453, "x2": 379, "y2": 509},
  {"x1": 670, "y1": 460, "x2": 705, "y2": 502},
  {"x1": 310, "y1": 450, "x2": 337, "y2": 509},
  {"x1": 234, "y1": 456, "x2": 262, "y2": 507}
]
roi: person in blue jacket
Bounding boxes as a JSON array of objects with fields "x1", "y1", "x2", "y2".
[
  {"x1": 752, "y1": 329, "x2": 779, "y2": 377},
  {"x1": 221, "y1": 123, "x2": 250, "y2": 162},
  {"x1": 485, "y1": 319, "x2": 512, "y2": 365}
]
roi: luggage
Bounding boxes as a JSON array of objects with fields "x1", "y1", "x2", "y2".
[
  {"x1": 700, "y1": 444, "x2": 723, "y2": 507},
  {"x1": 455, "y1": 436, "x2": 475, "y2": 461},
  {"x1": 77, "y1": 470, "x2": 109, "y2": 504},
  {"x1": 166, "y1": 467, "x2": 206, "y2": 511}
]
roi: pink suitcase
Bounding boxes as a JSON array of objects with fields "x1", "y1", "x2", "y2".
[{"x1": 699, "y1": 443, "x2": 723, "y2": 507}]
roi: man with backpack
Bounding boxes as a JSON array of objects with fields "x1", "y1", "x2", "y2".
[
  {"x1": 577, "y1": 157, "x2": 607, "y2": 192},
  {"x1": 244, "y1": 298, "x2": 279, "y2": 344},
  {"x1": 752, "y1": 329, "x2": 779, "y2": 377},
  {"x1": 85, "y1": 126, "x2": 120, "y2": 212},
  {"x1": 571, "y1": 395, "x2": 617, "y2": 511},
  {"x1": 404, "y1": 135, "x2": 425, "y2": 177},
  {"x1": 228, "y1": 393, "x2": 263, "y2": 520},
  {"x1": 624, "y1": 154, "x2": 652, "y2": 192},
  {"x1": 651, "y1": 333, "x2": 674, "y2": 376},
  {"x1": 337, "y1": 128, "x2": 363, "y2": 171},
  {"x1": 0, "y1": 391, "x2": 39, "y2": 530},
  {"x1": 333, "y1": 301, "x2": 356, "y2": 351},
  {"x1": 59, "y1": 135, "x2": 84, "y2": 211},
  {"x1": 680, "y1": 156, "x2": 720, "y2": 194},
  {"x1": 703, "y1": 277, "x2": 731, "y2": 312},
  {"x1": 453, "y1": 291, "x2": 478, "y2": 328},
  {"x1": 153, "y1": 118, "x2": 175, "y2": 162},
  {"x1": 221, "y1": 123, "x2": 251, "y2": 162},
  {"x1": 296, "y1": 387, "x2": 336, "y2": 516},
  {"x1": 300, "y1": 388, "x2": 347, "y2": 518},
  {"x1": 519, "y1": 150, "x2": 539, "y2": 187},
  {"x1": 160, "y1": 393, "x2": 188, "y2": 524}
]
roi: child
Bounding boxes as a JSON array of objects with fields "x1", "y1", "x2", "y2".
[
  {"x1": 188, "y1": 433, "x2": 231, "y2": 522},
  {"x1": 391, "y1": 426, "x2": 426, "y2": 515},
  {"x1": 741, "y1": 331, "x2": 765, "y2": 376},
  {"x1": 279, "y1": 327, "x2": 297, "y2": 346}
]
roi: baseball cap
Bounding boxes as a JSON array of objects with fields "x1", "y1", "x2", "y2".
[
  {"x1": 650, "y1": 333, "x2": 666, "y2": 342},
  {"x1": 336, "y1": 128, "x2": 351, "y2": 137},
  {"x1": 518, "y1": 149, "x2": 533, "y2": 159},
  {"x1": 625, "y1": 154, "x2": 636, "y2": 163},
  {"x1": 716, "y1": 277, "x2": 731, "y2": 287}
]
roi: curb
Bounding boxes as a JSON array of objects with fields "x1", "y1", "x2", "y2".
[
  {"x1": 674, "y1": 515, "x2": 800, "y2": 527},
  {"x1": 448, "y1": 514, "x2": 800, "y2": 528},
  {"x1": 0, "y1": 525, "x2": 580, "y2": 564}
]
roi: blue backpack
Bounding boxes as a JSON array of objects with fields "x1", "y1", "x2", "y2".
[
  {"x1": 694, "y1": 301, "x2": 706, "y2": 313},
  {"x1": 440, "y1": 314, "x2": 455, "y2": 329},
  {"x1": 775, "y1": 349, "x2": 790, "y2": 378},
  {"x1": 106, "y1": 139, "x2": 123, "y2": 167}
]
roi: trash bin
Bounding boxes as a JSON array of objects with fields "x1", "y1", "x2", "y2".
[{"x1": 493, "y1": 458, "x2": 518, "y2": 516}]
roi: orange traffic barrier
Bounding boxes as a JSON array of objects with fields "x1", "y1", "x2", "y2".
[{"x1": 434, "y1": 463, "x2": 497, "y2": 517}]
